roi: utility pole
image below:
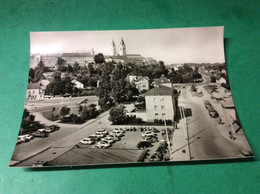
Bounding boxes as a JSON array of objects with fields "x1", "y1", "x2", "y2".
[{"x1": 184, "y1": 104, "x2": 192, "y2": 160}]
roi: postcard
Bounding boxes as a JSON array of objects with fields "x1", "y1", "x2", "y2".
[{"x1": 9, "y1": 27, "x2": 254, "y2": 167}]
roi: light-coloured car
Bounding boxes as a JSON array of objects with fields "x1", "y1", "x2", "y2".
[
  {"x1": 111, "y1": 130, "x2": 123, "y2": 137},
  {"x1": 101, "y1": 136, "x2": 115, "y2": 144},
  {"x1": 142, "y1": 131, "x2": 156, "y2": 138},
  {"x1": 79, "y1": 138, "x2": 94, "y2": 145},
  {"x1": 92, "y1": 141, "x2": 110, "y2": 148}
]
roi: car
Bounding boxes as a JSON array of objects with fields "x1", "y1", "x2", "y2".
[
  {"x1": 207, "y1": 105, "x2": 219, "y2": 118},
  {"x1": 203, "y1": 100, "x2": 212, "y2": 109},
  {"x1": 107, "y1": 135, "x2": 121, "y2": 141},
  {"x1": 101, "y1": 136, "x2": 115, "y2": 144},
  {"x1": 96, "y1": 129, "x2": 108, "y2": 135},
  {"x1": 63, "y1": 93, "x2": 71, "y2": 98},
  {"x1": 50, "y1": 125, "x2": 60, "y2": 131},
  {"x1": 32, "y1": 131, "x2": 48, "y2": 138},
  {"x1": 23, "y1": 134, "x2": 34, "y2": 141},
  {"x1": 197, "y1": 89, "x2": 203, "y2": 94},
  {"x1": 143, "y1": 136, "x2": 158, "y2": 143},
  {"x1": 92, "y1": 141, "x2": 110, "y2": 148},
  {"x1": 88, "y1": 134, "x2": 101, "y2": 141},
  {"x1": 16, "y1": 136, "x2": 26, "y2": 144},
  {"x1": 137, "y1": 141, "x2": 152, "y2": 149},
  {"x1": 37, "y1": 128, "x2": 48, "y2": 133},
  {"x1": 142, "y1": 131, "x2": 156, "y2": 138},
  {"x1": 149, "y1": 152, "x2": 163, "y2": 162},
  {"x1": 79, "y1": 138, "x2": 95, "y2": 145},
  {"x1": 95, "y1": 132, "x2": 106, "y2": 138},
  {"x1": 113, "y1": 128, "x2": 125, "y2": 133},
  {"x1": 45, "y1": 126, "x2": 55, "y2": 133},
  {"x1": 111, "y1": 130, "x2": 123, "y2": 137}
]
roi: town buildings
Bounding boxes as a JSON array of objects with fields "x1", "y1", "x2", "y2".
[
  {"x1": 154, "y1": 74, "x2": 173, "y2": 88},
  {"x1": 26, "y1": 83, "x2": 44, "y2": 101},
  {"x1": 71, "y1": 80, "x2": 84, "y2": 89},
  {"x1": 128, "y1": 75, "x2": 150, "y2": 92}
]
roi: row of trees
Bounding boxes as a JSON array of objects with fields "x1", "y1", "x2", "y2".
[
  {"x1": 20, "y1": 109, "x2": 44, "y2": 135},
  {"x1": 59, "y1": 104, "x2": 99, "y2": 124}
]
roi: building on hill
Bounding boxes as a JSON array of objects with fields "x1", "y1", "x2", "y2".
[
  {"x1": 71, "y1": 80, "x2": 84, "y2": 89},
  {"x1": 144, "y1": 86, "x2": 176, "y2": 122},
  {"x1": 153, "y1": 74, "x2": 172, "y2": 88},
  {"x1": 26, "y1": 83, "x2": 44, "y2": 101},
  {"x1": 61, "y1": 52, "x2": 95, "y2": 66},
  {"x1": 129, "y1": 75, "x2": 150, "y2": 92}
]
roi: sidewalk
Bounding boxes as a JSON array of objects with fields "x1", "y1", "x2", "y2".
[{"x1": 169, "y1": 106, "x2": 190, "y2": 161}]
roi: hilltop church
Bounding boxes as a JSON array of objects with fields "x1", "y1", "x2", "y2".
[
  {"x1": 30, "y1": 38, "x2": 157, "y2": 68},
  {"x1": 105, "y1": 38, "x2": 146, "y2": 66}
]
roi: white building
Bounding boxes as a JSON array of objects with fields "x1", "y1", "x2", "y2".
[
  {"x1": 144, "y1": 86, "x2": 176, "y2": 122},
  {"x1": 26, "y1": 83, "x2": 44, "y2": 101},
  {"x1": 154, "y1": 74, "x2": 172, "y2": 88},
  {"x1": 133, "y1": 76, "x2": 150, "y2": 92},
  {"x1": 71, "y1": 80, "x2": 84, "y2": 89}
]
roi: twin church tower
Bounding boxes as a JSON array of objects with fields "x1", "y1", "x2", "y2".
[{"x1": 110, "y1": 38, "x2": 126, "y2": 56}]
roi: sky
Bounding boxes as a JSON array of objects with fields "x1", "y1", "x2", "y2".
[{"x1": 30, "y1": 26, "x2": 225, "y2": 64}]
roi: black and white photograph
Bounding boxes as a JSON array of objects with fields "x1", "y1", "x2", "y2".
[{"x1": 9, "y1": 26, "x2": 254, "y2": 167}]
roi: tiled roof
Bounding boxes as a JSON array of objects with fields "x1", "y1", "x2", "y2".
[
  {"x1": 144, "y1": 86, "x2": 173, "y2": 96},
  {"x1": 154, "y1": 75, "x2": 171, "y2": 84},
  {"x1": 28, "y1": 83, "x2": 40, "y2": 89},
  {"x1": 62, "y1": 53, "x2": 93, "y2": 57}
]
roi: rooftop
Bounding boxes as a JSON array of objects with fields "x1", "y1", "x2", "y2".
[
  {"x1": 144, "y1": 85, "x2": 173, "y2": 96},
  {"x1": 28, "y1": 83, "x2": 41, "y2": 89}
]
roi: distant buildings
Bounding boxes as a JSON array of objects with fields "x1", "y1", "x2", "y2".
[
  {"x1": 71, "y1": 80, "x2": 84, "y2": 89},
  {"x1": 154, "y1": 74, "x2": 172, "y2": 88},
  {"x1": 128, "y1": 75, "x2": 150, "y2": 92},
  {"x1": 30, "y1": 38, "x2": 157, "y2": 68},
  {"x1": 26, "y1": 83, "x2": 44, "y2": 101}
]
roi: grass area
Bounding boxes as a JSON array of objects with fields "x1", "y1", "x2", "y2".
[{"x1": 42, "y1": 109, "x2": 59, "y2": 121}]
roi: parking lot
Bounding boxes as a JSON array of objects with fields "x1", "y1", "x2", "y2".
[{"x1": 75, "y1": 126, "x2": 171, "y2": 162}]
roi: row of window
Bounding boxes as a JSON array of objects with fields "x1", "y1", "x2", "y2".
[
  {"x1": 154, "y1": 105, "x2": 165, "y2": 110},
  {"x1": 155, "y1": 113, "x2": 166, "y2": 116}
]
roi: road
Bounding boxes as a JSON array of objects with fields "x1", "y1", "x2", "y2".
[{"x1": 177, "y1": 84, "x2": 246, "y2": 160}]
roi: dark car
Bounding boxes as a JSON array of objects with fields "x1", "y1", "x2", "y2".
[
  {"x1": 149, "y1": 152, "x2": 163, "y2": 162},
  {"x1": 207, "y1": 105, "x2": 219, "y2": 118},
  {"x1": 137, "y1": 141, "x2": 152, "y2": 149},
  {"x1": 32, "y1": 131, "x2": 48, "y2": 138},
  {"x1": 203, "y1": 100, "x2": 212, "y2": 109}
]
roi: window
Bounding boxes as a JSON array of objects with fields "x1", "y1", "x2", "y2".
[
  {"x1": 160, "y1": 97, "x2": 164, "y2": 101},
  {"x1": 154, "y1": 105, "x2": 157, "y2": 110},
  {"x1": 162, "y1": 113, "x2": 166, "y2": 116},
  {"x1": 161, "y1": 105, "x2": 165, "y2": 109},
  {"x1": 155, "y1": 113, "x2": 159, "y2": 116}
]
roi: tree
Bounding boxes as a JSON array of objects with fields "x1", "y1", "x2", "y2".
[
  {"x1": 108, "y1": 105, "x2": 127, "y2": 124},
  {"x1": 60, "y1": 106, "x2": 70, "y2": 117},
  {"x1": 110, "y1": 63, "x2": 129, "y2": 103},
  {"x1": 210, "y1": 75, "x2": 216, "y2": 83},
  {"x1": 94, "y1": 53, "x2": 105, "y2": 64}
]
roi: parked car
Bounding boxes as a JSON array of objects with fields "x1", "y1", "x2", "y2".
[
  {"x1": 37, "y1": 128, "x2": 48, "y2": 133},
  {"x1": 142, "y1": 131, "x2": 156, "y2": 138},
  {"x1": 45, "y1": 126, "x2": 55, "y2": 133},
  {"x1": 17, "y1": 136, "x2": 26, "y2": 144},
  {"x1": 197, "y1": 89, "x2": 203, "y2": 94},
  {"x1": 143, "y1": 136, "x2": 158, "y2": 143},
  {"x1": 92, "y1": 141, "x2": 111, "y2": 148},
  {"x1": 111, "y1": 130, "x2": 124, "y2": 137},
  {"x1": 203, "y1": 100, "x2": 212, "y2": 109},
  {"x1": 107, "y1": 135, "x2": 121, "y2": 142},
  {"x1": 63, "y1": 93, "x2": 71, "y2": 98},
  {"x1": 23, "y1": 134, "x2": 34, "y2": 141},
  {"x1": 96, "y1": 129, "x2": 108, "y2": 136},
  {"x1": 114, "y1": 128, "x2": 125, "y2": 133},
  {"x1": 88, "y1": 134, "x2": 101, "y2": 142},
  {"x1": 101, "y1": 136, "x2": 115, "y2": 144},
  {"x1": 79, "y1": 138, "x2": 95, "y2": 145},
  {"x1": 32, "y1": 131, "x2": 48, "y2": 138},
  {"x1": 149, "y1": 152, "x2": 163, "y2": 162},
  {"x1": 207, "y1": 105, "x2": 219, "y2": 118},
  {"x1": 137, "y1": 141, "x2": 152, "y2": 149},
  {"x1": 95, "y1": 132, "x2": 106, "y2": 138}
]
